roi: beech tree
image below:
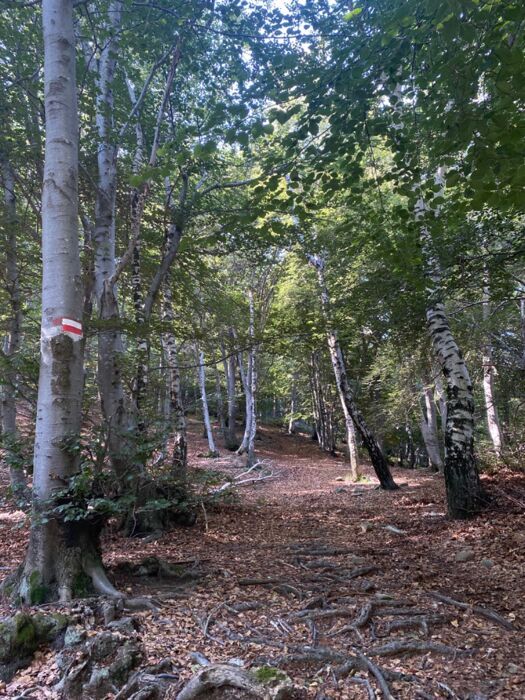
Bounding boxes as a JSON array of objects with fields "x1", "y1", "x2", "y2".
[{"x1": 12, "y1": 0, "x2": 109, "y2": 603}]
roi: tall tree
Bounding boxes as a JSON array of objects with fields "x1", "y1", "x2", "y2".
[{"x1": 12, "y1": 0, "x2": 112, "y2": 602}]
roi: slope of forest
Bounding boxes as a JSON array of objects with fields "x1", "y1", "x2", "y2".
[{"x1": 1, "y1": 422, "x2": 524, "y2": 699}]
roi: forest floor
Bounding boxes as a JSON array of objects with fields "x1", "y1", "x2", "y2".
[{"x1": 1, "y1": 421, "x2": 524, "y2": 699}]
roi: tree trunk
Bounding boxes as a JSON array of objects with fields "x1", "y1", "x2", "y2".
[
  {"x1": 91, "y1": 1, "x2": 132, "y2": 484},
  {"x1": 236, "y1": 348, "x2": 252, "y2": 455},
  {"x1": 482, "y1": 284, "x2": 503, "y2": 456},
  {"x1": 236, "y1": 292, "x2": 258, "y2": 462},
  {"x1": 419, "y1": 383, "x2": 443, "y2": 472},
  {"x1": 214, "y1": 364, "x2": 227, "y2": 441},
  {"x1": 161, "y1": 277, "x2": 187, "y2": 479},
  {"x1": 415, "y1": 174, "x2": 483, "y2": 518},
  {"x1": 197, "y1": 348, "x2": 218, "y2": 456},
  {"x1": 386, "y1": 84, "x2": 482, "y2": 516},
  {"x1": 311, "y1": 256, "x2": 396, "y2": 489},
  {"x1": 246, "y1": 290, "x2": 257, "y2": 467},
  {"x1": 310, "y1": 351, "x2": 335, "y2": 453},
  {"x1": 222, "y1": 337, "x2": 237, "y2": 450},
  {"x1": 0, "y1": 154, "x2": 27, "y2": 494},
  {"x1": 13, "y1": 0, "x2": 115, "y2": 603},
  {"x1": 288, "y1": 374, "x2": 297, "y2": 434},
  {"x1": 426, "y1": 302, "x2": 482, "y2": 517}
]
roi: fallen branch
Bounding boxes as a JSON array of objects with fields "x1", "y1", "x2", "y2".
[{"x1": 212, "y1": 461, "x2": 276, "y2": 494}]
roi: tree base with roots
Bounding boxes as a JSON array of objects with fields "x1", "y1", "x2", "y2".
[{"x1": 1, "y1": 518, "x2": 119, "y2": 604}]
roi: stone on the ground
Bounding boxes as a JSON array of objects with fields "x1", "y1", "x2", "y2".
[{"x1": 455, "y1": 548, "x2": 475, "y2": 563}]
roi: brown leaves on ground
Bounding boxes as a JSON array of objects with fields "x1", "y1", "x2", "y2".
[{"x1": 1, "y1": 421, "x2": 524, "y2": 698}]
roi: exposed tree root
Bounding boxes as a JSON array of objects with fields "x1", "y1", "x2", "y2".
[
  {"x1": 428, "y1": 591, "x2": 515, "y2": 630},
  {"x1": 369, "y1": 639, "x2": 465, "y2": 657},
  {"x1": 175, "y1": 663, "x2": 298, "y2": 700}
]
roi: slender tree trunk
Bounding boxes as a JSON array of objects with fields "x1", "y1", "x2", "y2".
[
  {"x1": 311, "y1": 256, "x2": 395, "y2": 488},
  {"x1": 222, "y1": 337, "x2": 237, "y2": 450},
  {"x1": 236, "y1": 293, "x2": 258, "y2": 461},
  {"x1": 482, "y1": 284, "x2": 503, "y2": 456},
  {"x1": 419, "y1": 382, "x2": 444, "y2": 471},
  {"x1": 246, "y1": 290, "x2": 257, "y2": 467},
  {"x1": 288, "y1": 374, "x2": 297, "y2": 434},
  {"x1": 426, "y1": 301, "x2": 482, "y2": 516},
  {"x1": 161, "y1": 276, "x2": 187, "y2": 479},
  {"x1": 236, "y1": 348, "x2": 252, "y2": 455},
  {"x1": 197, "y1": 348, "x2": 218, "y2": 456},
  {"x1": 214, "y1": 364, "x2": 227, "y2": 441},
  {"x1": 310, "y1": 351, "x2": 335, "y2": 453},
  {"x1": 0, "y1": 155, "x2": 26, "y2": 494},
  {"x1": 91, "y1": 1, "x2": 132, "y2": 483},
  {"x1": 13, "y1": 0, "x2": 115, "y2": 603}
]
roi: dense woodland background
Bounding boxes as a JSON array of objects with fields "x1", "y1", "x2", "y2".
[{"x1": 0, "y1": 0, "x2": 524, "y2": 697}]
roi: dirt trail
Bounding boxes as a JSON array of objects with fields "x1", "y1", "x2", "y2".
[{"x1": 1, "y1": 422, "x2": 524, "y2": 698}]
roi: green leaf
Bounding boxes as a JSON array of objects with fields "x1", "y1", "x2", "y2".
[{"x1": 343, "y1": 7, "x2": 363, "y2": 21}]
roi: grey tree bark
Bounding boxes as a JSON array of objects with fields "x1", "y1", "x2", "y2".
[
  {"x1": 221, "y1": 335, "x2": 238, "y2": 450},
  {"x1": 0, "y1": 154, "x2": 27, "y2": 494},
  {"x1": 236, "y1": 292, "x2": 257, "y2": 464},
  {"x1": 161, "y1": 275, "x2": 187, "y2": 479},
  {"x1": 419, "y1": 381, "x2": 444, "y2": 472},
  {"x1": 412, "y1": 171, "x2": 483, "y2": 516},
  {"x1": 197, "y1": 347, "x2": 218, "y2": 457},
  {"x1": 90, "y1": 1, "x2": 132, "y2": 483},
  {"x1": 310, "y1": 351, "x2": 336, "y2": 453},
  {"x1": 13, "y1": 0, "x2": 116, "y2": 603}
]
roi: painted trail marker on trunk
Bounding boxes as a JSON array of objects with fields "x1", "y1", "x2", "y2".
[{"x1": 48, "y1": 318, "x2": 83, "y2": 339}]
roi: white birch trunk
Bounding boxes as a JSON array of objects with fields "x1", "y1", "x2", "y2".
[
  {"x1": 288, "y1": 374, "x2": 297, "y2": 434},
  {"x1": 482, "y1": 284, "x2": 503, "y2": 456},
  {"x1": 416, "y1": 177, "x2": 483, "y2": 517},
  {"x1": 236, "y1": 348, "x2": 252, "y2": 455},
  {"x1": 197, "y1": 348, "x2": 218, "y2": 456},
  {"x1": 214, "y1": 364, "x2": 227, "y2": 441},
  {"x1": 236, "y1": 293, "x2": 257, "y2": 461},
  {"x1": 387, "y1": 82, "x2": 482, "y2": 517},
  {"x1": 0, "y1": 155, "x2": 26, "y2": 493},
  {"x1": 246, "y1": 291, "x2": 257, "y2": 467}
]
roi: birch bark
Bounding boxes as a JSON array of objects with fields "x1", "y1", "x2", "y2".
[
  {"x1": 482, "y1": 283, "x2": 503, "y2": 456},
  {"x1": 420, "y1": 196, "x2": 483, "y2": 516},
  {"x1": 386, "y1": 81, "x2": 482, "y2": 517}
]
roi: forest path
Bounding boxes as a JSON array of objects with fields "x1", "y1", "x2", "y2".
[{"x1": 1, "y1": 422, "x2": 524, "y2": 698}]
